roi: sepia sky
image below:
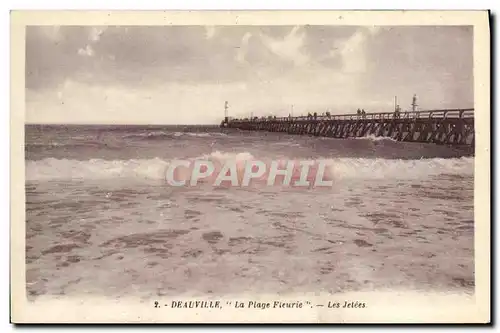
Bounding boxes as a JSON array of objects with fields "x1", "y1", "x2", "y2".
[{"x1": 25, "y1": 25, "x2": 473, "y2": 124}]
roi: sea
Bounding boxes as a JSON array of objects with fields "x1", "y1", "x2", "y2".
[{"x1": 25, "y1": 124, "x2": 475, "y2": 300}]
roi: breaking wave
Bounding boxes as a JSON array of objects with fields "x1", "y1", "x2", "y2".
[
  {"x1": 353, "y1": 135, "x2": 398, "y2": 142},
  {"x1": 123, "y1": 131, "x2": 227, "y2": 140},
  {"x1": 122, "y1": 131, "x2": 171, "y2": 139},
  {"x1": 26, "y1": 141, "x2": 121, "y2": 149},
  {"x1": 26, "y1": 151, "x2": 474, "y2": 182}
]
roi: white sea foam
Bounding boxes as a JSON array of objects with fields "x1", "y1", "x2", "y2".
[
  {"x1": 122, "y1": 131, "x2": 226, "y2": 139},
  {"x1": 353, "y1": 134, "x2": 398, "y2": 142},
  {"x1": 26, "y1": 151, "x2": 474, "y2": 182},
  {"x1": 123, "y1": 130, "x2": 170, "y2": 138},
  {"x1": 184, "y1": 132, "x2": 227, "y2": 138}
]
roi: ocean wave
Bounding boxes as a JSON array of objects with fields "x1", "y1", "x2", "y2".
[
  {"x1": 26, "y1": 142, "x2": 68, "y2": 148},
  {"x1": 26, "y1": 141, "x2": 119, "y2": 149},
  {"x1": 353, "y1": 135, "x2": 398, "y2": 142},
  {"x1": 326, "y1": 156, "x2": 473, "y2": 180},
  {"x1": 185, "y1": 132, "x2": 227, "y2": 138},
  {"x1": 123, "y1": 131, "x2": 227, "y2": 140},
  {"x1": 26, "y1": 151, "x2": 474, "y2": 182},
  {"x1": 122, "y1": 131, "x2": 172, "y2": 140}
]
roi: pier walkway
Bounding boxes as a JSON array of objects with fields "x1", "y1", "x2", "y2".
[{"x1": 221, "y1": 109, "x2": 475, "y2": 146}]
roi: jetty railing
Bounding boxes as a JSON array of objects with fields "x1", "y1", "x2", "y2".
[{"x1": 230, "y1": 109, "x2": 474, "y2": 122}]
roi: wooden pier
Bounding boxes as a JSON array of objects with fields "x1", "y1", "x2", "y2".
[{"x1": 221, "y1": 109, "x2": 475, "y2": 146}]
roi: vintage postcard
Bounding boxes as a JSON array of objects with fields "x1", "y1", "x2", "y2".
[{"x1": 10, "y1": 10, "x2": 490, "y2": 323}]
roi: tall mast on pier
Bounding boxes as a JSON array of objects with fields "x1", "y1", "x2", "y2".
[{"x1": 411, "y1": 94, "x2": 418, "y2": 112}]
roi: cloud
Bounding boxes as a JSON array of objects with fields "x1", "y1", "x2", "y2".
[
  {"x1": 26, "y1": 68, "x2": 361, "y2": 125},
  {"x1": 25, "y1": 25, "x2": 473, "y2": 124},
  {"x1": 259, "y1": 26, "x2": 309, "y2": 66},
  {"x1": 89, "y1": 27, "x2": 106, "y2": 42},
  {"x1": 77, "y1": 45, "x2": 95, "y2": 57},
  {"x1": 236, "y1": 32, "x2": 252, "y2": 63},
  {"x1": 359, "y1": 26, "x2": 474, "y2": 110},
  {"x1": 37, "y1": 26, "x2": 62, "y2": 42},
  {"x1": 204, "y1": 26, "x2": 217, "y2": 40},
  {"x1": 331, "y1": 26, "x2": 382, "y2": 74}
]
